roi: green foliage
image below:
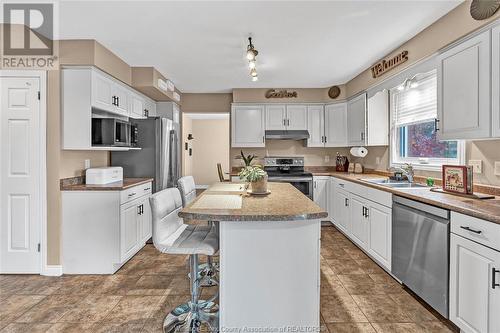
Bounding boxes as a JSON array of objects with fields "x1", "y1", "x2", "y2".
[
  {"x1": 239, "y1": 165, "x2": 266, "y2": 182},
  {"x1": 240, "y1": 150, "x2": 257, "y2": 167}
]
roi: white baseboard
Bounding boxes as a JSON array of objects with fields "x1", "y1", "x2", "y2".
[{"x1": 42, "y1": 265, "x2": 63, "y2": 276}]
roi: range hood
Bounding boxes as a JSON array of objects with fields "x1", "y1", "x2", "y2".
[{"x1": 265, "y1": 130, "x2": 310, "y2": 140}]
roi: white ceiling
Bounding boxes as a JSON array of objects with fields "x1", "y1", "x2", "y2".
[{"x1": 59, "y1": 1, "x2": 461, "y2": 93}]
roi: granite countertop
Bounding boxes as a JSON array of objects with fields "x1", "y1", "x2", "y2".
[
  {"x1": 179, "y1": 182, "x2": 328, "y2": 222},
  {"x1": 315, "y1": 171, "x2": 500, "y2": 225},
  {"x1": 61, "y1": 178, "x2": 154, "y2": 191}
]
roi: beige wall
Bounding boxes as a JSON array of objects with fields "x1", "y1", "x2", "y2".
[
  {"x1": 233, "y1": 87, "x2": 346, "y2": 103},
  {"x1": 346, "y1": 1, "x2": 500, "y2": 98},
  {"x1": 191, "y1": 117, "x2": 230, "y2": 185},
  {"x1": 231, "y1": 141, "x2": 350, "y2": 169},
  {"x1": 182, "y1": 93, "x2": 232, "y2": 113}
]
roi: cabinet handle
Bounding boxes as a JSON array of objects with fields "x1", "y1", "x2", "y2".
[
  {"x1": 434, "y1": 118, "x2": 440, "y2": 132},
  {"x1": 314, "y1": 181, "x2": 317, "y2": 189},
  {"x1": 262, "y1": 136, "x2": 265, "y2": 143},
  {"x1": 345, "y1": 198, "x2": 349, "y2": 207},
  {"x1": 361, "y1": 132, "x2": 365, "y2": 141},
  {"x1": 460, "y1": 226, "x2": 482, "y2": 234},
  {"x1": 144, "y1": 109, "x2": 149, "y2": 117},
  {"x1": 287, "y1": 119, "x2": 290, "y2": 126},
  {"x1": 365, "y1": 207, "x2": 369, "y2": 218},
  {"x1": 362, "y1": 206, "x2": 366, "y2": 217},
  {"x1": 138, "y1": 205, "x2": 142, "y2": 215},
  {"x1": 283, "y1": 119, "x2": 286, "y2": 126},
  {"x1": 339, "y1": 183, "x2": 345, "y2": 188},
  {"x1": 112, "y1": 96, "x2": 116, "y2": 106},
  {"x1": 144, "y1": 187, "x2": 151, "y2": 191},
  {"x1": 493, "y1": 268, "x2": 500, "y2": 289},
  {"x1": 116, "y1": 96, "x2": 119, "y2": 107},
  {"x1": 128, "y1": 192, "x2": 136, "y2": 197}
]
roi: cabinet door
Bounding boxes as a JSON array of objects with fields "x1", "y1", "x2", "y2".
[
  {"x1": 347, "y1": 94, "x2": 367, "y2": 146},
  {"x1": 231, "y1": 105, "x2": 265, "y2": 147},
  {"x1": 367, "y1": 90, "x2": 389, "y2": 146},
  {"x1": 112, "y1": 84, "x2": 130, "y2": 117},
  {"x1": 450, "y1": 234, "x2": 500, "y2": 333},
  {"x1": 349, "y1": 194, "x2": 368, "y2": 249},
  {"x1": 313, "y1": 178, "x2": 328, "y2": 213},
  {"x1": 325, "y1": 103, "x2": 347, "y2": 147},
  {"x1": 493, "y1": 25, "x2": 500, "y2": 137},
  {"x1": 91, "y1": 71, "x2": 114, "y2": 113},
  {"x1": 130, "y1": 93, "x2": 145, "y2": 119},
  {"x1": 334, "y1": 188, "x2": 350, "y2": 234},
  {"x1": 144, "y1": 99, "x2": 156, "y2": 117},
  {"x1": 120, "y1": 203, "x2": 140, "y2": 262},
  {"x1": 367, "y1": 202, "x2": 391, "y2": 270},
  {"x1": 265, "y1": 105, "x2": 286, "y2": 130},
  {"x1": 438, "y1": 30, "x2": 491, "y2": 140},
  {"x1": 286, "y1": 105, "x2": 308, "y2": 130},
  {"x1": 140, "y1": 198, "x2": 152, "y2": 243},
  {"x1": 306, "y1": 105, "x2": 324, "y2": 147}
]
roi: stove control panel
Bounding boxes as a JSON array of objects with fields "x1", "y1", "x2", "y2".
[{"x1": 264, "y1": 157, "x2": 304, "y2": 167}]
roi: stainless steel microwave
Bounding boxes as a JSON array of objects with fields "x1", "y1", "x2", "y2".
[{"x1": 91, "y1": 118, "x2": 131, "y2": 147}]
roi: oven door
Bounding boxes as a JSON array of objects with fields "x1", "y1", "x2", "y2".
[
  {"x1": 268, "y1": 177, "x2": 313, "y2": 200},
  {"x1": 114, "y1": 120, "x2": 131, "y2": 146}
]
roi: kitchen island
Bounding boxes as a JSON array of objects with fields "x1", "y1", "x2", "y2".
[{"x1": 179, "y1": 182, "x2": 327, "y2": 331}]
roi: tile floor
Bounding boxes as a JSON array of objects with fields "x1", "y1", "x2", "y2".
[{"x1": 0, "y1": 226, "x2": 456, "y2": 333}]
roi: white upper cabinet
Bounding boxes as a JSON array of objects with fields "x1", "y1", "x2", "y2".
[
  {"x1": 130, "y1": 93, "x2": 146, "y2": 119},
  {"x1": 306, "y1": 105, "x2": 325, "y2": 147},
  {"x1": 493, "y1": 25, "x2": 500, "y2": 137},
  {"x1": 286, "y1": 105, "x2": 308, "y2": 130},
  {"x1": 91, "y1": 69, "x2": 130, "y2": 117},
  {"x1": 367, "y1": 90, "x2": 389, "y2": 146},
  {"x1": 143, "y1": 98, "x2": 157, "y2": 118},
  {"x1": 265, "y1": 104, "x2": 307, "y2": 131},
  {"x1": 91, "y1": 71, "x2": 115, "y2": 113},
  {"x1": 231, "y1": 105, "x2": 265, "y2": 147},
  {"x1": 325, "y1": 103, "x2": 348, "y2": 147},
  {"x1": 347, "y1": 93, "x2": 367, "y2": 146},
  {"x1": 265, "y1": 104, "x2": 287, "y2": 130},
  {"x1": 437, "y1": 30, "x2": 491, "y2": 140}
]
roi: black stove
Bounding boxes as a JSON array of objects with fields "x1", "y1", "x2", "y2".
[{"x1": 264, "y1": 157, "x2": 313, "y2": 200}]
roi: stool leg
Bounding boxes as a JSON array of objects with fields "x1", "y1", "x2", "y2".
[{"x1": 190, "y1": 254, "x2": 200, "y2": 316}]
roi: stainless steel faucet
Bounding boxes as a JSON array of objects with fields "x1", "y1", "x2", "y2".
[{"x1": 392, "y1": 163, "x2": 415, "y2": 183}]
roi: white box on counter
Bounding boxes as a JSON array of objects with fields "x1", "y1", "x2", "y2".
[{"x1": 86, "y1": 167, "x2": 123, "y2": 185}]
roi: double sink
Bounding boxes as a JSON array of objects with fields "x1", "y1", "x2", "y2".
[{"x1": 361, "y1": 178, "x2": 429, "y2": 189}]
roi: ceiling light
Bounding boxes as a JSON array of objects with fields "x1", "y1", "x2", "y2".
[
  {"x1": 250, "y1": 68, "x2": 258, "y2": 77},
  {"x1": 246, "y1": 37, "x2": 258, "y2": 60},
  {"x1": 252, "y1": 76, "x2": 258, "y2": 82},
  {"x1": 248, "y1": 60, "x2": 256, "y2": 69}
]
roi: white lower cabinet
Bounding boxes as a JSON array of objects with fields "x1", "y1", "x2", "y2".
[
  {"x1": 62, "y1": 182, "x2": 152, "y2": 274},
  {"x1": 366, "y1": 201, "x2": 391, "y2": 269},
  {"x1": 329, "y1": 176, "x2": 392, "y2": 271},
  {"x1": 450, "y1": 214, "x2": 500, "y2": 333},
  {"x1": 313, "y1": 176, "x2": 329, "y2": 215}
]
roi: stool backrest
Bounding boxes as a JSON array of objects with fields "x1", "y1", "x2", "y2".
[
  {"x1": 217, "y1": 163, "x2": 225, "y2": 182},
  {"x1": 149, "y1": 187, "x2": 184, "y2": 249},
  {"x1": 177, "y1": 176, "x2": 196, "y2": 207}
]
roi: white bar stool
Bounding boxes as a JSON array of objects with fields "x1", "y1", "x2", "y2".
[{"x1": 150, "y1": 187, "x2": 219, "y2": 332}]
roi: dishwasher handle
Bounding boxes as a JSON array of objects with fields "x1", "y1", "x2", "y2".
[{"x1": 393, "y1": 195, "x2": 449, "y2": 220}]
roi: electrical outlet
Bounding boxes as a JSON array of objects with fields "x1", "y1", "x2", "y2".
[
  {"x1": 84, "y1": 159, "x2": 91, "y2": 170},
  {"x1": 495, "y1": 161, "x2": 500, "y2": 176},
  {"x1": 468, "y1": 159, "x2": 482, "y2": 174},
  {"x1": 324, "y1": 155, "x2": 330, "y2": 163}
]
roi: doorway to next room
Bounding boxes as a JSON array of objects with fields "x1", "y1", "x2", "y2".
[{"x1": 182, "y1": 113, "x2": 230, "y2": 188}]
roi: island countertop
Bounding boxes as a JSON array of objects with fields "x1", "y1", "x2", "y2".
[{"x1": 178, "y1": 182, "x2": 328, "y2": 222}]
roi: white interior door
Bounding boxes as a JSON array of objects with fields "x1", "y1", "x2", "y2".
[{"x1": 0, "y1": 77, "x2": 41, "y2": 273}]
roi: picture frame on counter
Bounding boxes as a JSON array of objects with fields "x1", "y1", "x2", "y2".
[{"x1": 442, "y1": 165, "x2": 473, "y2": 194}]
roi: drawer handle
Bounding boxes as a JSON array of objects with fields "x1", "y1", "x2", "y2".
[
  {"x1": 460, "y1": 226, "x2": 482, "y2": 234},
  {"x1": 144, "y1": 187, "x2": 151, "y2": 191},
  {"x1": 128, "y1": 192, "x2": 136, "y2": 197},
  {"x1": 493, "y1": 268, "x2": 500, "y2": 289},
  {"x1": 339, "y1": 184, "x2": 345, "y2": 187}
]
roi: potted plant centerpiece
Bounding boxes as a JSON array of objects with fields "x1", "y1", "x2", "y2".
[{"x1": 238, "y1": 150, "x2": 268, "y2": 194}]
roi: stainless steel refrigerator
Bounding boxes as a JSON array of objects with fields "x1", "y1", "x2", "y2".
[{"x1": 111, "y1": 117, "x2": 180, "y2": 192}]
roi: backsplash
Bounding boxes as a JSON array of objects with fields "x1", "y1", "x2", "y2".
[{"x1": 231, "y1": 140, "x2": 350, "y2": 168}]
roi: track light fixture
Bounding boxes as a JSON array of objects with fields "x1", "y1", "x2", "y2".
[{"x1": 246, "y1": 37, "x2": 259, "y2": 81}]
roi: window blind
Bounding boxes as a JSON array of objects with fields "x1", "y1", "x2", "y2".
[{"x1": 391, "y1": 70, "x2": 437, "y2": 127}]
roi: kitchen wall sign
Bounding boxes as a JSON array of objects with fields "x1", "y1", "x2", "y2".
[
  {"x1": 370, "y1": 50, "x2": 409, "y2": 79},
  {"x1": 265, "y1": 89, "x2": 298, "y2": 99}
]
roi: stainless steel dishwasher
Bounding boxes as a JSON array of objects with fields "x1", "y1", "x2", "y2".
[{"x1": 392, "y1": 196, "x2": 450, "y2": 318}]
